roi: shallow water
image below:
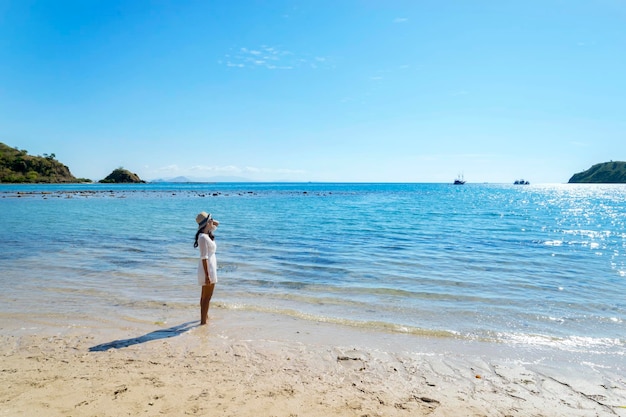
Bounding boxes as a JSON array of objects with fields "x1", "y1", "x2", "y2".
[{"x1": 1, "y1": 182, "x2": 625, "y2": 359}]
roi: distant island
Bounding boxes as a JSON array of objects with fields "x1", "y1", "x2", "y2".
[
  {"x1": 0, "y1": 142, "x2": 90, "y2": 183},
  {"x1": 99, "y1": 168, "x2": 145, "y2": 184},
  {"x1": 568, "y1": 161, "x2": 626, "y2": 184},
  {"x1": 0, "y1": 142, "x2": 145, "y2": 184}
]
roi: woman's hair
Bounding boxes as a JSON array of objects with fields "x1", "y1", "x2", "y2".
[{"x1": 194, "y1": 227, "x2": 215, "y2": 248}]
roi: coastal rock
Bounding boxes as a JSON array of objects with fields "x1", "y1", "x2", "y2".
[
  {"x1": 99, "y1": 168, "x2": 145, "y2": 184},
  {"x1": 568, "y1": 161, "x2": 626, "y2": 183}
]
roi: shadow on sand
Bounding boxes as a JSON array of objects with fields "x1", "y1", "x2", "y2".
[{"x1": 89, "y1": 321, "x2": 198, "y2": 352}]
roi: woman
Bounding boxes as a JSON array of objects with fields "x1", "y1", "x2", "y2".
[{"x1": 194, "y1": 211, "x2": 220, "y2": 325}]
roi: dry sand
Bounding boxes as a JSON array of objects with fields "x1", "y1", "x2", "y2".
[{"x1": 1, "y1": 310, "x2": 625, "y2": 417}]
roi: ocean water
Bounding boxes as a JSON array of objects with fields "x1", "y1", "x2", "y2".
[{"x1": 1, "y1": 182, "x2": 625, "y2": 357}]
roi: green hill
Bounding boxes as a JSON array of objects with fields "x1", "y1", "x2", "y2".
[
  {"x1": 568, "y1": 161, "x2": 626, "y2": 184},
  {"x1": 0, "y1": 142, "x2": 90, "y2": 183}
]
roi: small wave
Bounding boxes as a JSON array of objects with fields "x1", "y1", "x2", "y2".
[
  {"x1": 220, "y1": 302, "x2": 460, "y2": 339},
  {"x1": 494, "y1": 331, "x2": 626, "y2": 353}
]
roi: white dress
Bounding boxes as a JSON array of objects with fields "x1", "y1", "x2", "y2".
[{"x1": 197, "y1": 233, "x2": 217, "y2": 285}]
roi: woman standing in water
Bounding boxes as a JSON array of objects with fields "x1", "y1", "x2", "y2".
[{"x1": 194, "y1": 211, "x2": 219, "y2": 325}]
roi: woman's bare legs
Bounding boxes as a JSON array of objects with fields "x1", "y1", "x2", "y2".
[{"x1": 200, "y1": 283, "x2": 215, "y2": 325}]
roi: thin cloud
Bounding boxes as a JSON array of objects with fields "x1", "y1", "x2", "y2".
[
  {"x1": 155, "y1": 164, "x2": 181, "y2": 172},
  {"x1": 158, "y1": 164, "x2": 307, "y2": 176},
  {"x1": 242, "y1": 166, "x2": 306, "y2": 175},
  {"x1": 190, "y1": 165, "x2": 241, "y2": 174},
  {"x1": 147, "y1": 163, "x2": 307, "y2": 181},
  {"x1": 416, "y1": 153, "x2": 502, "y2": 162},
  {"x1": 394, "y1": 18, "x2": 408, "y2": 23},
  {"x1": 221, "y1": 45, "x2": 332, "y2": 70}
]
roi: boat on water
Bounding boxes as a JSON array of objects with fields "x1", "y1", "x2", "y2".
[
  {"x1": 514, "y1": 179, "x2": 530, "y2": 185},
  {"x1": 453, "y1": 175, "x2": 466, "y2": 185}
]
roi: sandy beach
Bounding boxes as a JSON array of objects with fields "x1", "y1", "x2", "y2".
[{"x1": 2, "y1": 309, "x2": 625, "y2": 417}]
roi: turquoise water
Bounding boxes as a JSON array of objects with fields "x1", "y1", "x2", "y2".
[{"x1": 1, "y1": 182, "x2": 625, "y2": 355}]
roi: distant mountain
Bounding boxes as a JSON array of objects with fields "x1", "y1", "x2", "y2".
[
  {"x1": 0, "y1": 142, "x2": 90, "y2": 183},
  {"x1": 568, "y1": 161, "x2": 626, "y2": 183}
]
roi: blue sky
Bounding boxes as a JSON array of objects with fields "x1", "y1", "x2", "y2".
[{"x1": 1, "y1": 1, "x2": 624, "y2": 183}]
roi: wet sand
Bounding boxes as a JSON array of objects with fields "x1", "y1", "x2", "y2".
[{"x1": 1, "y1": 309, "x2": 625, "y2": 417}]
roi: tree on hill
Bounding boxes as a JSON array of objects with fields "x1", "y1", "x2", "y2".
[
  {"x1": 568, "y1": 161, "x2": 626, "y2": 184},
  {"x1": 0, "y1": 142, "x2": 90, "y2": 183}
]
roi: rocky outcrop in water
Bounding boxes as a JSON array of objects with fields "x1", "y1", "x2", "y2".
[{"x1": 99, "y1": 168, "x2": 145, "y2": 183}]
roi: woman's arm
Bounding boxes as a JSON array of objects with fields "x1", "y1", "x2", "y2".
[
  {"x1": 202, "y1": 258, "x2": 210, "y2": 284},
  {"x1": 200, "y1": 234, "x2": 211, "y2": 284}
]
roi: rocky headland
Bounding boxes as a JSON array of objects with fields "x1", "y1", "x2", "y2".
[{"x1": 568, "y1": 161, "x2": 626, "y2": 183}]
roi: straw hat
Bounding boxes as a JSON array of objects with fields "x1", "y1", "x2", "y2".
[{"x1": 196, "y1": 211, "x2": 212, "y2": 230}]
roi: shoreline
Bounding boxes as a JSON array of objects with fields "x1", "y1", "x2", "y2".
[{"x1": 2, "y1": 309, "x2": 625, "y2": 416}]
